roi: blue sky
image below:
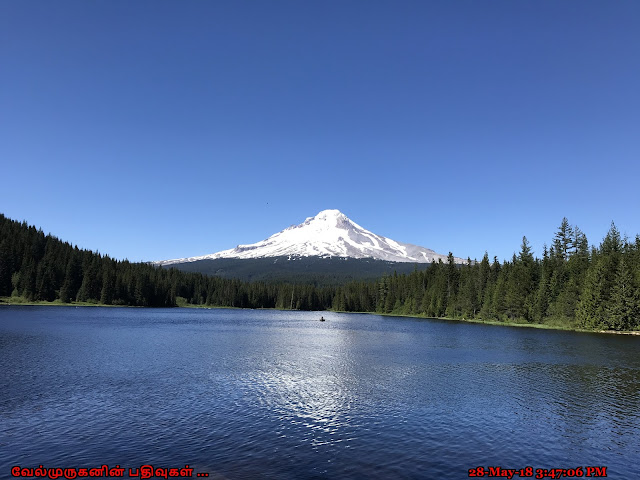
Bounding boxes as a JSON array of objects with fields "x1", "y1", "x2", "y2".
[{"x1": 1, "y1": 1, "x2": 639, "y2": 263}]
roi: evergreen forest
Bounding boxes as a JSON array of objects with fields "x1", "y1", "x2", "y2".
[{"x1": 1, "y1": 214, "x2": 638, "y2": 331}]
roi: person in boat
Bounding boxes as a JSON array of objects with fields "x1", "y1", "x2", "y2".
[{"x1": 320, "y1": 316, "x2": 325, "y2": 321}]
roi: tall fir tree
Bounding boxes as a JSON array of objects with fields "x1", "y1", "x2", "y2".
[
  {"x1": 576, "y1": 258, "x2": 608, "y2": 329},
  {"x1": 605, "y1": 259, "x2": 640, "y2": 330}
]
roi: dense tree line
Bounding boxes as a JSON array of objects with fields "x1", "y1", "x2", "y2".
[
  {"x1": 334, "y1": 219, "x2": 640, "y2": 331},
  {"x1": 0, "y1": 214, "x2": 335, "y2": 310},
  {"x1": 1, "y1": 214, "x2": 638, "y2": 330},
  {"x1": 169, "y1": 256, "x2": 427, "y2": 286}
]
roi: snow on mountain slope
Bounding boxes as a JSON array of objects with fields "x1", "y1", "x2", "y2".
[{"x1": 157, "y1": 209, "x2": 466, "y2": 266}]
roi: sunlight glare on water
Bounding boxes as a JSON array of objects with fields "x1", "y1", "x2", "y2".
[{"x1": 0, "y1": 307, "x2": 639, "y2": 479}]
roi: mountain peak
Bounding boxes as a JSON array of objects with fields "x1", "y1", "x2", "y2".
[
  {"x1": 302, "y1": 209, "x2": 351, "y2": 229},
  {"x1": 314, "y1": 208, "x2": 345, "y2": 218},
  {"x1": 157, "y1": 210, "x2": 466, "y2": 265},
  {"x1": 313, "y1": 209, "x2": 345, "y2": 219}
]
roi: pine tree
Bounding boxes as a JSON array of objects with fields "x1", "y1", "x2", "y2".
[
  {"x1": 554, "y1": 218, "x2": 574, "y2": 261},
  {"x1": 76, "y1": 255, "x2": 102, "y2": 302},
  {"x1": 11, "y1": 271, "x2": 20, "y2": 297},
  {"x1": 532, "y1": 245, "x2": 551, "y2": 322},
  {"x1": 576, "y1": 259, "x2": 607, "y2": 329},
  {"x1": 457, "y1": 259, "x2": 478, "y2": 317},
  {"x1": 476, "y1": 252, "x2": 490, "y2": 312},
  {"x1": 492, "y1": 266, "x2": 508, "y2": 320},
  {"x1": 601, "y1": 222, "x2": 622, "y2": 255},
  {"x1": 0, "y1": 239, "x2": 14, "y2": 296},
  {"x1": 377, "y1": 275, "x2": 388, "y2": 313},
  {"x1": 505, "y1": 238, "x2": 535, "y2": 320},
  {"x1": 573, "y1": 226, "x2": 589, "y2": 258},
  {"x1": 100, "y1": 262, "x2": 115, "y2": 305},
  {"x1": 445, "y1": 252, "x2": 459, "y2": 316},
  {"x1": 35, "y1": 259, "x2": 56, "y2": 301},
  {"x1": 606, "y1": 259, "x2": 639, "y2": 330},
  {"x1": 18, "y1": 254, "x2": 37, "y2": 300}
]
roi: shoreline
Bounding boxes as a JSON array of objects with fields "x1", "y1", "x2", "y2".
[
  {"x1": 2, "y1": 297, "x2": 639, "y2": 336},
  {"x1": 367, "y1": 311, "x2": 640, "y2": 335}
]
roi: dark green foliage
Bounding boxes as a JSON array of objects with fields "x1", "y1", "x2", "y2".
[
  {"x1": 60, "y1": 250, "x2": 82, "y2": 303},
  {"x1": 332, "y1": 219, "x2": 639, "y2": 331},
  {"x1": 576, "y1": 258, "x2": 608, "y2": 329},
  {"x1": 164, "y1": 256, "x2": 429, "y2": 285},
  {"x1": 0, "y1": 239, "x2": 15, "y2": 295},
  {"x1": 1, "y1": 213, "x2": 638, "y2": 331},
  {"x1": 605, "y1": 259, "x2": 639, "y2": 330},
  {"x1": 0, "y1": 214, "x2": 335, "y2": 310}
]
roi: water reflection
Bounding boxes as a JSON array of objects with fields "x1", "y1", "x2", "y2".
[
  {"x1": 1, "y1": 307, "x2": 639, "y2": 479},
  {"x1": 236, "y1": 319, "x2": 359, "y2": 449}
]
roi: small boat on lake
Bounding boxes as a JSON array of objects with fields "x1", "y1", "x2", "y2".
[{"x1": 319, "y1": 316, "x2": 325, "y2": 322}]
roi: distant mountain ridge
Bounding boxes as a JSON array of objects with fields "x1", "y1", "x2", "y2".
[
  {"x1": 161, "y1": 256, "x2": 437, "y2": 286},
  {"x1": 157, "y1": 209, "x2": 465, "y2": 266}
]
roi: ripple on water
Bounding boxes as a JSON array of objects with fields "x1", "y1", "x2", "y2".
[{"x1": 1, "y1": 308, "x2": 639, "y2": 479}]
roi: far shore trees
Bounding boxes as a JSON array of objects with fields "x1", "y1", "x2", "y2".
[{"x1": 1, "y1": 214, "x2": 638, "y2": 331}]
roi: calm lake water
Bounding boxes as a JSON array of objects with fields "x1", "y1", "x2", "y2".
[{"x1": 1, "y1": 307, "x2": 638, "y2": 479}]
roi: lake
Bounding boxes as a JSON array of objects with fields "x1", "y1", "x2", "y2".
[{"x1": 1, "y1": 307, "x2": 638, "y2": 479}]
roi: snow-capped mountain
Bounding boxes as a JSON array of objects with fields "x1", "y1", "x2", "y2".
[{"x1": 157, "y1": 209, "x2": 466, "y2": 266}]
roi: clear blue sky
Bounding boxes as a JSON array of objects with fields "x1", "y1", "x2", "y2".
[{"x1": 1, "y1": 1, "x2": 639, "y2": 263}]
